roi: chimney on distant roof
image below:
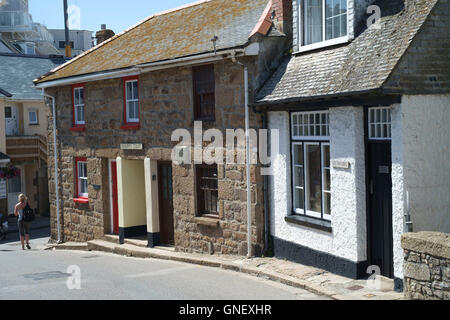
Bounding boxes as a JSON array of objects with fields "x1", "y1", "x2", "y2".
[{"x1": 96, "y1": 24, "x2": 115, "y2": 45}]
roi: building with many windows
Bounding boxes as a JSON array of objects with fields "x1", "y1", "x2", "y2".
[
  {"x1": 256, "y1": 0, "x2": 449, "y2": 291},
  {"x1": 0, "y1": 53, "x2": 65, "y2": 217},
  {"x1": 34, "y1": 0, "x2": 292, "y2": 255}
]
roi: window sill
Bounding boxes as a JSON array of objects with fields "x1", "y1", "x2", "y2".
[
  {"x1": 120, "y1": 123, "x2": 140, "y2": 130},
  {"x1": 293, "y1": 35, "x2": 352, "y2": 55},
  {"x1": 70, "y1": 126, "x2": 86, "y2": 132},
  {"x1": 29, "y1": 123, "x2": 39, "y2": 126},
  {"x1": 194, "y1": 117, "x2": 216, "y2": 124},
  {"x1": 285, "y1": 214, "x2": 332, "y2": 233},
  {"x1": 73, "y1": 198, "x2": 89, "y2": 204},
  {"x1": 194, "y1": 216, "x2": 220, "y2": 227}
]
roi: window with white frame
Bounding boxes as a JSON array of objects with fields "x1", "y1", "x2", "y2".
[
  {"x1": 291, "y1": 111, "x2": 331, "y2": 221},
  {"x1": 73, "y1": 86, "x2": 85, "y2": 125},
  {"x1": 300, "y1": 0, "x2": 348, "y2": 47},
  {"x1": 125, "y1": 79, "x2": 139, "y2": 123},
  {"x1": 28, "y1": 110, "x2": 38, "y2": 125},
  {"x1": 76, "y1": 159, "x2": 88, "y2": 199},
  {"x1": 368, "y1": 107, "x2": 392, "y2": 140}
]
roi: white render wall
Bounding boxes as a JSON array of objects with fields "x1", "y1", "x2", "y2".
[
  {"x1": 391, "y1": 103, "x2": 405, "y2": 280},
  {"x1": 268, "y1": 107, "x2": 367, "y2": 263},
  {"x1": 401, "y1": 94, "x2": 450, "y2": 233}
]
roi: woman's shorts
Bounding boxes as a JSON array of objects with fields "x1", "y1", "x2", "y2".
[{"x1": 18, "y1": 220, "x2": 31, "y2": 237}]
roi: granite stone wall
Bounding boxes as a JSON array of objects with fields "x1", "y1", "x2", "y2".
[
  {"x1": 402, "y1": 232, "x2": 450, "y2": 300},
  {"x1": 45, "y1": 58, "x2": 266, "y2": 256}
]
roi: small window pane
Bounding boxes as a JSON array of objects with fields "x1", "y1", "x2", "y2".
[
  {"x1": 324, "y1": 169, "x2": 330, "y2": 191},
  {"x1": 132, "y1": 81, "x2": 138, "y2": 99},
  {"x1": 79, "y1": 88, "x2": 84, "y2": 104},
  {"x1": 29, "y1": 111, "x2": 37, "y2": 124},
  {"x1": 324, "y1": 192, "x2": 331, "y2": 216},
  {"x1": 74, "y1": 90, "x2": 79, "y2": 105},
  {"x1": 295, "y1": 188, "x2": 305, "y2": 212},
  {"x1": 304, "y1": 0, "x2": 324, "y2": 45},
  {"x1": 306, "y1": 144, "x2": 322, "y2": 214},
  {"x1": 294, "y1": 144, "x2": 304, "y2": 165}
]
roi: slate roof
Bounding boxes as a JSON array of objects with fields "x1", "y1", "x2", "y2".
[
  {"x1": 35, "y1": 0, "x2": 269, "y2": 84},
  {"x1": 256, "y1": 0, "x2": 439, "y2": 104},
  {"x1": 0, "y1": 54, "x2": 66, "y2": 100}
]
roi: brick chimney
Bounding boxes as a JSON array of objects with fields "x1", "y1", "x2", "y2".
[
  {"x1": 271, "y1": 0, "x2": 293, "y2": 37},
  {"x1": 96, "y1": 24, "x2": 115, "y2": 45}
]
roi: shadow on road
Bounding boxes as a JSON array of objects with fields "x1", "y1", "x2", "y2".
[{"x1": 0, "y1": 227, "x2": 51, "y2": 248}]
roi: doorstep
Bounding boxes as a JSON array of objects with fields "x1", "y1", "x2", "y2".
[{"x1": 52, "y1": 238, "x2": 404, "y2": 300}]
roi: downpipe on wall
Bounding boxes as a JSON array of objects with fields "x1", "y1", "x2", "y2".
[
  {"x1": 404, "y1": 191, "x2": 413, "y2": 233},
  {"x1": 42, "y1": 89, "x2": 61, "y2": 243},
  {"x1": 231, "y1": 53, "x2": 253, "y2": 258}
]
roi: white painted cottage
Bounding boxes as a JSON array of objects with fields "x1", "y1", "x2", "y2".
[{"x1": 255, "y1": 0, "x2": 449, "y2": 291}]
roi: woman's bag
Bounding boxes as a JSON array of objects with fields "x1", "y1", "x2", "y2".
[{"x1": 22, "y1": 204, "x2": 35, "y2": 222}]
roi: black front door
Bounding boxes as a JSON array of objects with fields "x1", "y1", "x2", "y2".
[{"x1": 368, "y1": 141, "x2": 394, "y2": 278}]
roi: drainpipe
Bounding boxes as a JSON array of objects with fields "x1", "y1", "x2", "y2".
[
  {"x1": 404, "y1": 191, "x2": 413, "y2": 233},
  {"x1": 253, "y1": 108, "x2": 270, "y2": 255},
  {"x1": 231, "y1": 53, "x2": 253, "y2": 258},
  {"x1": 42, "y1": 89, "x2": 61, "y2": 243}
]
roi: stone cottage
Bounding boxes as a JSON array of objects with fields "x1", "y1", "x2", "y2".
[
  {"x1": 34, "y1": 0, "x2": 292, "y2": 256},
  {"x1": 255, "y1": 0, "x2": 449, "y2": 291}
]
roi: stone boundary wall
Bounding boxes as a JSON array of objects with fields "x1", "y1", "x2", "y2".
[{"x1": 402, "y1": 232, "x2": 450, "y2": 300}]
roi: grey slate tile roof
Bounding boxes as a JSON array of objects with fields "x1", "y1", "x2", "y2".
[
  {"x1": 256, "y1": 0, "x2": 439, "y2": 104},
  {"x1": 0, "y1": 54, "x2": 65, "y2": 100}
]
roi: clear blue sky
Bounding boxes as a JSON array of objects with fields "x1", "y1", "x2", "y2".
[{"x1": 29, "y1": 0, "x2": 194, "y2": 34}]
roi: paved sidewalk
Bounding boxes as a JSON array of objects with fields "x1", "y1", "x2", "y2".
[
  {"x1": 7, "y1": 215, "x2": 50, "y2": 234},
  {"x1": 50, "y1": 238, "x2": 404, "y2": 300}
]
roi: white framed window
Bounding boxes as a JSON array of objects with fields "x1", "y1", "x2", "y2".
[
  {"x1": 73, "y1": 86, "x2": 85, "y2": 125},
  {"x1": 125, "y1": 79, "x2": 139, "y2": 123},
  {"x1": 76, "y1": 159, "x2": 88, "y2": 199},
  {"x1": 292, "y1": 110, "x2": 330, "y2": 140},
  {"x1": 369, "y1": 107, "x2": 391, "y2": 140},
  {"x1": 291, "y1": 111, "x2": 331, "y2": 221},
  {"x1": 299, "y1": 0, "x2": 348, "y2": 49},
  {"x1": 28, "y1": 110, "x2": 38, "y2": 125}
]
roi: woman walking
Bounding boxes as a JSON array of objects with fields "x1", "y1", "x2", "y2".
[{"x1": 14, "y1": 194, "x2": 32, "y2": 250}]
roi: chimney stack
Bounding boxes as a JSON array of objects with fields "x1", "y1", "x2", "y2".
[
  {"x1": 96, "y1": 24, "x2": 115, "y2": 45},
  {"x1": 271, "y1": 0, "x2": 293, "y2": 37}
]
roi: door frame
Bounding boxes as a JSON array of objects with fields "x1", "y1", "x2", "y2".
[
  {"x1": 108, "y1": 159, "x2": 119, "y2": 235},
  {"x1": 364, "y1": 106, "x2": 394, "y2": 278}
]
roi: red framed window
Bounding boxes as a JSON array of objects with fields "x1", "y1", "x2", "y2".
[
  {"x1": 193, "y1": 65, "x2": 215, "y2": 121},
  {"x1": 74, "y1": 157, "x2": 88, "y2": 203},
  {"x1": 71, "y1": 84, "x2": 85, "y2": 131},
  {"x1": 121, "y1": 75, "x2": 140, "y2": 130}
]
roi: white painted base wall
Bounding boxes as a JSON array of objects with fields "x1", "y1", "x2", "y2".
[
  {"x1": 268, "y1": 107, "x2": 367, "y2": 264},
  {"x1": 392, "y1": 94, "x2": 450, "y2": 279},
  {"x1": 402, "y1": 94, "x2": 450, "y2": 234},
  {"x1": 269, "y1": 96, "x2": 449, "y2": 281}
]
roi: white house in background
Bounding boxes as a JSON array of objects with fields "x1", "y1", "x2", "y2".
[
  {"x1": 0, "y1": 53, "x2": 65, "y2": 217},
  {"x1": 0, "y1": 0, "x2": 60, "y2": 56},
  {"x1": 256, "y1": 0, "x2": 449, "y2": 292},
  {"x1": 48, "y1": 29, "x2": 93, "y2": 57}
]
